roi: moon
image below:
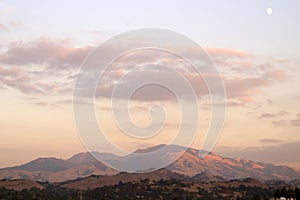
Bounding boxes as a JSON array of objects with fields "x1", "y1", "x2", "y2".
[{"x1": 267, "y1": 7, "x2": 273, "y2": 15}]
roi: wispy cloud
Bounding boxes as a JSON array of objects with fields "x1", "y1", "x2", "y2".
[
  {"x1": 215, "y1": 142, "x2": 300, "y2": 164},
  {"x1": 291, "y1": 114, "x2": 300, "y2": 127},
  {"x1": 272, "y1": 120, "x2": 287, "y2": 127},
  {"x1": 258, "y1": 110, "x2": 289, "y2": 119},
  {"x1": 206, "y1": 47, "x2": 252, "y2": 58},
  {"x1": 0, "y1": 21, "x2": 20, "y2": 32},
  {"x1": 260, "y1": 138, "x2": 283, "y2": 143},
  {"x1": 0, "y1": 66, "x2": 70, "y2": 95},
  {"x1": 271, "y1": 114, "x2": 300, "y2": 127}
]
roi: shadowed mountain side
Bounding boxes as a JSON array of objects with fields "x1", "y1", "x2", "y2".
[{"x1": 2, "y1": 158, "x2": 75, "y2": 172}]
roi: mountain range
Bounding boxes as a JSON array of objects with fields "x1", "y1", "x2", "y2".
[{"x1": 0, "y1": 144, "x2": 299, "y2": 182}]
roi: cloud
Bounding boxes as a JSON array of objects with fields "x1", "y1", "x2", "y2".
[
  {"x1": 88, "y1": 46, "x2": 289, "y2": 103},
  {"x1": 258, "y1": 110, "x2": 289, "y2": 119},
  {"x1": 0, "y1": 37, "x2": 291, "y2": 106},
  {"x1": 291, "y1": 114, "x2": 300, "y2": 127},
  {"x1": 215, "y1": 142, "x2": 300, "y2": 165},
  {"x1": 260, "y1": 138, "x2": 283, "y2": 143},
  {"x1": 0, "y1": 21, "x2": 21, "y2": 32},
  {"x1": 0, "y1": 66, "x2": 40, "y2": 94},
  {"x1": 0, "y1": 37, "x2": 92, "y2": 68},
  {"x1": 8, "y1": 21, "x2": 21, "y2": 28},
  {"x1": 272, "y1": 59, "x2": 290, "y2": 64},
  {"x1": 0, "y1": 6, "x2": 14, "y2": 17},
  {"x1": 0, "y1": 66, "x2": 69, "y2": 95},
  {"x1": 206, "y1": 47, "x2": 252, "y2": 58},
  {"x1": 225, "y1": 100, "x2": 245, "y2": 107},
  {"x1": 31, "y1": 101, "x2": 51, "y2": 106},
  {"x1": 225, "y1": 76, "x2": 268, "y2": 99},
  {"x1": 272, "y1": 120, "x2": 287, "y2": 127},
  {"x1": 271, "y1": 114, "x2": 300, "y2": 127},
  {"x1": 224, "y1": 69, "x2": 288, "y2": 101},
  {"x1": 0, "y1": 38, "x2": 89, "y2": 97},
  {"x1": 263, "y1": 69, "x2": 288, "y2": 81},
  {"x1": 94, "y1": 67, "x2": 211, "y2": 101},
  {"x1": 0, "y1": 24, "x2": 9, "y2": 31},
  {"x1": 204, "y1": 47, "x2": 255, "y2": 74},
  {"x1": 93, "y1": 66, "x2": 285, "y2": 103}
]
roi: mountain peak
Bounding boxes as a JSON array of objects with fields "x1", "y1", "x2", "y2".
[
  {"x1": 0, "y1": 144, "x2": 299, "y2": 182},
  {"x1": 67, "y1": 152, "x2": 97, "y2": 164},
  {"x1": 133, "y1": 144, "x2": 167, "y2": 153},
  {"x1": 2, "y1": 157, "x2": 75, "y2": 172}
]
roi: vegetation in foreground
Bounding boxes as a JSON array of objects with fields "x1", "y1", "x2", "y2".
[{"x1": 0, "y1": 178, "x2": 300, "y2": 200}]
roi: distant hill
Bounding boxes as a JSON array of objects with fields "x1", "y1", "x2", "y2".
[
  {"x1": 59, "y1": 168, "x2": 187, "y2": 190},
  {"x1": 0, "y1": 168, "x2": 299, "y2": 192},
  {"x1": 3, "y1": 157, "x2": 75, "y2": 172},
  {"x1": 0, "y1": 154, "x2": 118, "y2": 182},
  {"x1": 190, "y1": 172, "x2": 226, "y2": 183},
  {"x1": 0, "y1": 144, "x2": 299, "y2": 182},
  {"x1": 0, "y1": 179, "x2": 44, "y2": 191}
]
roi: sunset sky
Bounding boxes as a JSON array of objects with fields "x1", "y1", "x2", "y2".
[{"x1": 0, "y1": 0, "x2": 300, "y2": 170}]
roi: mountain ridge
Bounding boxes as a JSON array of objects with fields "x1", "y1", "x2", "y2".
[{"x1": 0, "y1": 144, "x2": 299, "y2": 182}]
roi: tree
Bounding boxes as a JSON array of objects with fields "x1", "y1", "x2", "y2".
[
  {"x1": 295, "y1": 187, "x2": 300, "y2": 199},
  {"x1": 253, "y1": 195, "x2": 261, "y2": 200}
]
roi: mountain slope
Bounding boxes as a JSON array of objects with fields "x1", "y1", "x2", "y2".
[
  {"x1": 0, "y1": 144, "x2": 299, "y2": 182},
  {"x1": 167, "y1": 147, "x2": 300, "y2": 181},
  {"x1": 3, "y1": 157, "x2": 75, "y2": 172},
  {"x1": 0, "y1": 154, "x2": 118, "y2": 182}
]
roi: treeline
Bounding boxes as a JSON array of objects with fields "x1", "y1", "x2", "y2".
[
  {"x1": 0, "y1": 182, "x2": 196, "y2": 200},
  {"x1": 0, "y1": 186, "x2": 78, "y2": 200},
  {"x1": 274, "y1": 187, "x2": 300, "y2": 199},
  {"x1": 0, "y1": 179, "x2": 300, "y2": 200}
]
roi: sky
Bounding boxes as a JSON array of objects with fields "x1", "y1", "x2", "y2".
[{"x1": 0, "y1": 0, "x2": 300, "y2": 169}]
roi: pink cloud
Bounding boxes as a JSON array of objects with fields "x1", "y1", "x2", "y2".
[
  {"x1": 93, "y1": 57, "x2": 289, "y2": 103},
  {"x1": 258, "y1": 111, "x2": 289, "y2": 119},
  {"x1": 224, "y1": 68, "x2": 289, "y2": 102},
  {"x1": 0, "y1": 37, "x2": 292, "y2": 107},
  {"x1": 0, "y1": 66, "x2": 68, "y2": 95},
  {"x1": 0, "y1": 24, "x2": 9, "y2": 31},
  {"x1": 263, "y1": 69, "x2": 288, "y2": 81},
  {"x1": 225, "y1": 76, "x2": 268, "y2": 98},
  {"x1": 206, "y1": 47, "x2": 251, "y2": 58},
  {"x1": 0, "y1": 37, "x2": 92, "y2": 68}
]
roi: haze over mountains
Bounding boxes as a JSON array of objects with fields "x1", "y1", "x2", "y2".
[{"x1": 0, "y1": 144, "x2": 299, "y2": 182}]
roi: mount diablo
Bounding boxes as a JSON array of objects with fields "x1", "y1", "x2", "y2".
[{"x1": 0, "y1": 144, "x2": 299, "y2": 182}]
